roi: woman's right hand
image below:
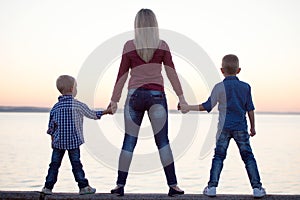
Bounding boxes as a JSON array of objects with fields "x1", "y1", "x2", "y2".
[{"x1": 107, "y1": 101, "x2": 118, "y2": 114}]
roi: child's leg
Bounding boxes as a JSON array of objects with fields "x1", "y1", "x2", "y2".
[
  {"x1": 68, "y1": 148, "x2": 89, "y2": 189},
  {"x1": 233, "y1": 131, "x2": 262, "y2": 189},
  {"x1": 45, "y1": 148, "x2": 65, "y2": 189},
  {"x1": 208, "y1": 130, "x2": 231, "y2": 187}
]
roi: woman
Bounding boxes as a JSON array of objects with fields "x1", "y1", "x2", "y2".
[{"x1": 107, "y1": 9, "x2": 188, "y2": 197}]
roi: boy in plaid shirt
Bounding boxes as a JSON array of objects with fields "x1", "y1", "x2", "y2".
[{"x1": 42, "y1": 75, "x2": 110, "y2": 195}]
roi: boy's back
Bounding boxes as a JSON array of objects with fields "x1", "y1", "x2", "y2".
[
  {"x1": 42, "y1": 75, "x2": 107, "y2": 195},
  {"x1": 181, "y1": 54, "x2": 265, "y2": 198},
  {"x1": 208, "y1": 76, "x2": 255, "y2": 131},
  {"x1": 48, "y1": 95, "x2": 102, "y2": 150}
]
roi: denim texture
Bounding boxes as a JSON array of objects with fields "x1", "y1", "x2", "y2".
[
  {"x1": 45, "y1": 148, "x2": 89, "y2": 189},
  {"x1": 202, "y1": 76, "x2": 255, "y2": 131},
  {"x1": 208, "y1": 130, "x2": 262, "y2": 189},
  {"x1": 117, "y1": 88, "x2": 177, "y2": 186}
]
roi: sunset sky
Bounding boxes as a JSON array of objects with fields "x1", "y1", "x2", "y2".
[{"x1": 0, "y1": 0, "x2": 299, "y2": 112}]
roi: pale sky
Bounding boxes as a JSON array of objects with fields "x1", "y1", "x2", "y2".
[{"x1": 0, "y1": 0, "x2": 299, "y2": 112}]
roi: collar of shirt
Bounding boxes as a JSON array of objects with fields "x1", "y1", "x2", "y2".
[
  {"x1": 223, "y1": 76, "x2": 239, "y2": 81},
  {"x1": 58, "y1": 95, "x2": 73, "y2": 101}
]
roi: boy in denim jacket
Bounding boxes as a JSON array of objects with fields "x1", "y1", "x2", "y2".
[{"x1": 180, "y1": 55, "x2": 266, "y2": 198}]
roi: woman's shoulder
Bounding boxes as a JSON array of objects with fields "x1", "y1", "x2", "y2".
[
  {"x1": 123, "y1": 40, "x2": 136, "y2": 53},
  {"x1": 160, "y1": 39, "x2": 167, "y2": 45},
  {"x1": 124, "y1": 39, "x2": 134, "y2": 45},
  {"x1": 158, "y1": 40, "x2": 170, "y2": 51}
]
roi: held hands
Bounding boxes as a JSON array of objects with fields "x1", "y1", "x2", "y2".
[
  {"x1": 178, "y1": 95, "x2": 189, "y2": 114},
  {"x1": 178, "y1": 102, "x2": 203, "y2": 113},
  {"x1": 106, "y1": 101, "x2": 118, "y2": 115},
  {"x1": 102, "y1": 109, "x2": 113, "y2": 115},
  {"x1": 177, "y1": 103, "x2": 190, "y2": 113}
]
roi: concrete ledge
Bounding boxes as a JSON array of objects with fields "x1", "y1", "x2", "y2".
[
  {"x1": 0, "y1": 191, "x2": 40, "y2": 200},
  {"x1": 1, "y1": 191, "x2": 300, "y2": 200}
]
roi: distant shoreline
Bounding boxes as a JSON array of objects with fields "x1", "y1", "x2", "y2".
[
  {"x1": 0, "y1": 106, "x2": 50, "y2": 113},
  {"x1": 0, "y1": 106, "x2": 300, "y2": 115}
]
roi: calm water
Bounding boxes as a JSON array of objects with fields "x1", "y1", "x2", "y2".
[{"x1": 0, "y1": 112, "x2": 299, "y2": 194}]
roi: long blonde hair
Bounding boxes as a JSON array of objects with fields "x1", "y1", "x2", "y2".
[{"x1": 134, "y1": 9, "x2": 160, "y2": 62}]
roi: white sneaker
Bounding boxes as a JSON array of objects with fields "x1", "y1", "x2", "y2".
[
  {"x1": 79, "y1": 185, "x2": 96, "y2": 195},
  {"x1": 253, "y1": 187, "x2": 266, "y2": 198},
  {"x1": 41, "y1": 187, "x2": 52, "y2": 195},
  {"x1": 203, "y1": 186, "x2": 216, "y2": 197}
]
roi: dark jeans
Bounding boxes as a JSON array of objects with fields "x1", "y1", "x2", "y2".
[
  {"x1": 208, "y1": 130, "x2": 262, "y2": 189},
  {"x1": 45, "y1": 148, "x2": 89, "y2": 189},
  {"x1": 117, "y1": 88, "x2": 177, "y2": 186}
]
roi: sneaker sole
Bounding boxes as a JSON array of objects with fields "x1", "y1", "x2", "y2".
[
  {"x1": 204, "y1": 194, "x2": 216, "y2": 198},
  {"x1": 203, "y1": 192, "x2": 216, "y2": 198},
  {"x1": 111, "y1": 193, "x2": 124, "y2": 197},
  {"x1": 168, "y1": 193, "x2": 184, "y2": 197},
  {"x1": 254, "y1": 195, "x2": 266, "y2": 199},
  {"x1": 40, "y1": 192, "x2": 52, "y2": 195}
]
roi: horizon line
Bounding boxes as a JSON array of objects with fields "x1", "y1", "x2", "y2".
[{"x1": 0, "y1": 106, "x2": 300, "y2": 115}]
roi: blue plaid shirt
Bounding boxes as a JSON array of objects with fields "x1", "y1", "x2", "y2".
[{"x1": 47, "y1": 95, "x2": 103, "y2": 149}]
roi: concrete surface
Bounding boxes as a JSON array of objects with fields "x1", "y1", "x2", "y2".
[{"x1": 0, "y1": 191, "x2": 300, "y2": 200}]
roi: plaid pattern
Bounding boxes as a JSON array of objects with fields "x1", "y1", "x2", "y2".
[{"x1": 47, "y1": 95, "x2": 102, "y2": 149}]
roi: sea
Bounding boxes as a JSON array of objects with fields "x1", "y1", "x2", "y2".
[{"x1": 0, "y1": 112, "x2": 299, "y2": 194}]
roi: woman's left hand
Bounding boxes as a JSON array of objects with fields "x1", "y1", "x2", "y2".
[
  {"x1": 107, "y1": 101, "x2": 118, "y2": 114},
  {"x1": 178, "y1": 95, "x2": 189, "y2": 114}
]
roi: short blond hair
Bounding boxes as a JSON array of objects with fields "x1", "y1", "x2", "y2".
[
  {"x1": 222, "y1": 54, "x2": 239, "y2": 75},
  {"x1": 56, "y1": 75, "x2": 75, "y2": 95}
]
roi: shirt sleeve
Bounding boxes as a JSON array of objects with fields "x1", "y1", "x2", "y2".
[
  {"x1": 202, "y1": 85, "x2": 220, "y2": 113},
  {"x1": 245, "y1": 85, "x2": 255, "y2": 111},
  {"x1": 111, "y1": 42, "x2": 131, "y2": 102},
  {"x1": 47, "y1": 112, "x2": 55, "y2": 135},
  {"x1": 78, "y1": 102, "x2": 102, "y2": 119},
  {"x1": 162, "y1": 41, "x2": 183, "y2": 96}
]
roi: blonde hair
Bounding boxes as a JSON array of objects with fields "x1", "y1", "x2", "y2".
[
  {"x1": 134, "y1": 9, "x2": 160, "y2": 62},
  {"x1": 56, "y1": 75, "x2": 75, "y2": 95},
  {"x1": 222, "y1": 54, "x2": 239, "y2": 75}
]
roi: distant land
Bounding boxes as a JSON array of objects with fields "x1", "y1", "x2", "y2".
[
  {"x1": 0, "y1": 106, "x2": 300, "y2": 115},
  {"x1": 0, "y1": 106, "x2": 50, "y2": 113}
]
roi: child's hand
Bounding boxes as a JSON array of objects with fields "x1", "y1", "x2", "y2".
[
  {"x1": 51, "y1": 136, "x2": 54, "y2": 149},
  {"x1": 178, "y1": 103, "x2": 204, "y2": 112},
  {"x1": 249, "y1": 128, "x2": 256, "y2": 137},
  {"x1": 51, "y1": 135, "x2": 55, "y2": 149}
]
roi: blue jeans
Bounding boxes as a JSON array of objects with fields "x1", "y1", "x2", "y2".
[
  {"x1": 45, "y1": 148, "x2": 89, "y2": 189},
  {"x1": 117, "y1": 88, "x2": 177, "y2": 186},
  {"x1": 208, "y1": 130, "x2": 262, "y2": 189}
]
